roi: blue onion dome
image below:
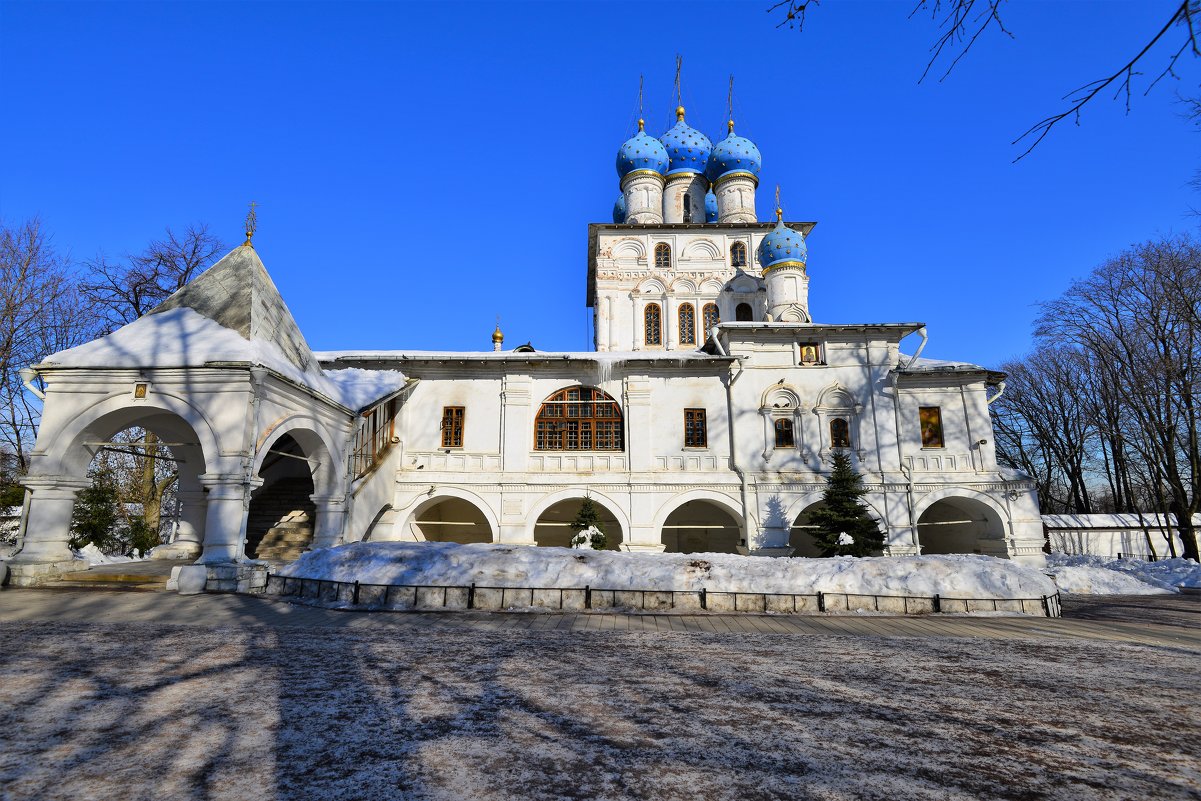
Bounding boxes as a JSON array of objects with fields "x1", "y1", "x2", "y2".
[
  {"x1": 613, "y1": 194, "x2": 627, "y2": 223},
  {"x1": 757, "y1": 210, "x2": 807, "y2": 272},
  {"x1": 705, "y1": 120, "x2": 762, "y2": 184},
  {"x1": 616, "y1": 119, "x2": 669, "y2": 180},
  {"x1": 658, "y1": 106, "x2": 712, "y2": 176},
  {"x1": 704, "y1": 188, "x2": 718, "y2": 222}
]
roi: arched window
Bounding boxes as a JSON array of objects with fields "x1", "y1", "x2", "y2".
[
  {"x1": 830, "y1": 418, "x2": 850, "y2": 449},
  {"x1": 678, "y1": 303, "x2": 696, "y2": 345},
  {"x1": 736, "y1": 303, "x2": 753, "y2": 322},
  {"x1": 535, "y1": 386, "x2": 624, "y2": 451},
  {"x1": 774, "y1": 419, "x2": 795, "y2": 448},
  {"x1": 702, "y1": 303, "x2": 720, "y2": 341},
  {"x1": 731, "y1": 241, "x2": 747, "y2": 268},
  {"x1": 683, "y1": 194, "x2": 693, "y2": 223},
  {"x1": 654, "y1": 242, "x2": 671, "y2": 269},
  {"x1": 644, "y1": 303, "x2": 662, "y2": 346}
]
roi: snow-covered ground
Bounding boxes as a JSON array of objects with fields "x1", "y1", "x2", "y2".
[
  {"x1": 278, "y1": 542, "x2": 1058, "y2": 599},
  {"x1": 1044, "y1": 552, "x2": 1201, "y2": 594},
  {"x1": 0, "y1": 617, "x2": 1196, "y2": 801}
]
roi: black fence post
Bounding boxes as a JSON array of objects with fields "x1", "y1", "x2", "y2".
[
  {"x1": 585, "y1": 585, "x2": 591, "y2": 609},
  {"x1": 817, "y1": 591, "x2": 825, "y2": 612},
  {"x1": 352, "y1": 580, "x2": 360, "y2": 605},
  {"x1": 1041, "y1": 594, "x2": 1049, "y2": 616},
  {"x1": 700, "y1": 587, "x2": 707, "y2": 610},
  {"x1": 933, "y1": 593, "x2": 942, "y2": 613},
  {"x1": 468, "y1": 582, "x2": 476, "y2": 609}
]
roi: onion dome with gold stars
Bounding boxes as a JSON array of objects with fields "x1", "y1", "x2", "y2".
[
  {"x1": 705, "y1": 121, "x2": 762, "y2": 184},
  {"x1": 756, "y1": 210, "x2": 807, "y2": 273},
  {"x1": 616, "y1": 119, "x2": 669, "y2": 180},
  {"x1": 658, "y1": 106, "x2": 711, "y2": 176},
  {"x1": 613, "y1": 195, "x2": 627, "y2": 223},
  {"x1": 704, "y1": 188, "x2": 718, "y2": 222}
]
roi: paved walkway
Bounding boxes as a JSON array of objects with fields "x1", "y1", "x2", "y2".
[{"x1": 2, "y1": 587, "x2": 1196, "y2": 650}]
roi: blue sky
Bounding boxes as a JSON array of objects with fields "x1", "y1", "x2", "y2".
[{"x1": 1, "y1": 0, "x2": 1196, "y2": 368}]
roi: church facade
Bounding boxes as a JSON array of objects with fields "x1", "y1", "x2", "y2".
[{"x1": 6, "y1": 106, "x2": 1045, "y2": 585}]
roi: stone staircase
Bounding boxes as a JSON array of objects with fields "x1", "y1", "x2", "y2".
[
  {"x1": 246, "y1": 478, "x2": 315, "y2": 562},
  {"x1": 52, "y1": 560, "x2": 190, "y2": 591}
]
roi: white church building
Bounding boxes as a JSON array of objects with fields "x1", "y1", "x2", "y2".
[{"x1": 7, "y1": 105, "x2": 1046, "y2": 585}]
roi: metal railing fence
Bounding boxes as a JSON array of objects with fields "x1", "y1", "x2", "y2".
[{"x1": 263, "y1": 573, "x2": 1062, "y2": 618}]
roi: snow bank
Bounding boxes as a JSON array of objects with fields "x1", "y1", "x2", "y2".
[
  {"x1": 74, "y1": 544, "x2": 142, "y2": 566},
  {"x1": 278, "y1": 542, "x2": 1057, "y2": 598},
  {"x1": 1043, "y1": 553, "x2": 1201, "y2": 594}
]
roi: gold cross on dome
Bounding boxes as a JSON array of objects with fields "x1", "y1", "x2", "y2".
[{"x1": 244, "y1": 201, "x2": 259, "y2": 248}]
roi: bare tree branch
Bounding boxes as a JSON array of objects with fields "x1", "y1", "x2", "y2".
[{"x1": 1012, "y1": 1, "x2": 1200, "y2": 161}]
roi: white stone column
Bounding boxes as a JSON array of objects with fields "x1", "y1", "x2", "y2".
[
  {"x1": 597, "y1": 296, "x2": 609, "y2": 353},
  {"x1": 715, "y1": 174, "x2": 757, "y2": 223},
  {"x1": 663, "y1": 295, "x2": 674, "y2": 351},
  {"x1": 9, "y1": 475, "x2": 91, "y2": 567},
  {"x1": 310, "y1": 493, "x2": 348, "y2": 550},
  {"x1": 197, "y1": 473, "x2": 258, "y2": 563},
  {"x1": 151, "y1": 489, "x2": 207, "y2": 560}
]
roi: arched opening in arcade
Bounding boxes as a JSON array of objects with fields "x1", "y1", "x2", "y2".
[
  {"x1": 246, "y1": 433, "x2": 317, "y2": 561},
  {"x1": 789, "y1": 502, "x2": 826, "y2": 557},
  {"x1": 405, "y1": 496, "x2": 494, "y2": 544},
  {"x1": 69, "y1": 423, "x2": 192, "y2": 558},
  {"x1": 917, "y1": 496, "x2": 1008, "y2": 557},
  {"x1": 533, "y1": 497, "x2": 624, "y2": 549},
  {"x1": 661, "y1": 500, "x2": 742, "y2": 554}
]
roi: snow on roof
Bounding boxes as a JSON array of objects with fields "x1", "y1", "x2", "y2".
[
  {"x1": 315, "y1": 349, "x2": 729, "y2": 365},
  {"x1": 322, "y1": 367, "x2": 409, "y2": 412},
  {"x1": 41, "y1": 306, "x2": 341, "y2": 402},
  {"x1": 901, "y1": 355, "x2": 988, "y2": 371},
  {"x1": 1042, "y1": 513, "x2": 1201, "y2": 530}
]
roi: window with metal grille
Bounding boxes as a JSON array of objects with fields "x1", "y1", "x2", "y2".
[
  {"x1": 644, "y1": 303, "x2": 662, "y2": 346},
  {"x1": 350, "y1": 398, "x2": 398, "y2": 478},
  {"x1": 654, "y1": 242, "x2": 671, "y2": 269},
  {"x1": 774, "y1": 418, "x2": 795, "y2": 448},
  {"x1": 830, "y1": 417, "x2": 850, "y2": 449},
  {"x1": 683, "y1": 194, "x2": 693, "y2": 223},
  {"x1": 534, "y1": 386, "x2": 624, "y2": 451},
  {"x1": 678, "y1": 303, "x2": 696, "y2": 345},
  {"x1": 702, "y1": 303, "x2": 720, "y2": 340},
  {"x1": 919, "y1": 406, "x2": 944, "y2": 448},
  {"x1": 684, "y1": 408, "x2": 707, "y2": 448},
  {"x1": 731, "y1": 241, "x2": 747, "y2": 268},
  {"x1": 441, "y1": 406, "x2": 464, "y2": 448}
]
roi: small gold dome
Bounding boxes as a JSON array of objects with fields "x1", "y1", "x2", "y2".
[
  {"x1": 492, "y1": 325, "x2": 504, "y2": 344},
  {"x1": 676, "y1": 105, "x2": 686, "y2": 121}
]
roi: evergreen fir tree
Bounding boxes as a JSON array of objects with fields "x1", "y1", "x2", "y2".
[
  {"x1": 569, "y1": 496, "x2": 608, "y2": 550},
  {"x1": 807, "y1": 451, "x2": 884, "y2": 557},
  {"x1": 69, "y1": 469, "x2": 121, "y2": 552}
]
